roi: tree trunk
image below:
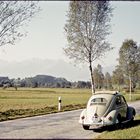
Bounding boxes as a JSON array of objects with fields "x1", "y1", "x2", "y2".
[
  {"x1": 129, "y1": 75, "x2": 132, "y2": 101},
  {"x1": 89, "y1": 61, "x2": 95, "y2": 94}
]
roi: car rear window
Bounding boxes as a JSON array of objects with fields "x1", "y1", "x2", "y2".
[{"x1": 90, "y1": 98, "x2": 107, "y2": 106}]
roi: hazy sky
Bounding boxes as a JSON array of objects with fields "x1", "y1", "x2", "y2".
[{"x1": 0, "y1": 1, "x2": 140, "y2": 81}]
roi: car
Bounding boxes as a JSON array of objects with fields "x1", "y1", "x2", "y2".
[{"x1": 79, "y1": 91, "x2": 136, "y2": 130}]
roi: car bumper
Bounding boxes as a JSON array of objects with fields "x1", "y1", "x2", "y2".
[{"x1": 79, "y1": 119, "x2": 113, "y2": 127}]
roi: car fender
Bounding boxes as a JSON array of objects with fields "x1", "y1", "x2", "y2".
[
  {"x1": 104, "y1": 110, "x2": 119, "y2": 124},
  {"x1": 79, "y1": 109, "x2": 87, "y2": 124},
  {"x1": 127, "y1": 106, "x2": 136, "y2": 120}
]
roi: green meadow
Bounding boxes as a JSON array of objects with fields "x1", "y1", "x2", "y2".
[
  {"x1": 96, "y1": 115, "x2": 140, "y2": 139},
  {"x1": 0, "y1": 88, "x2": 140, "y2": 121},
  {"x1": 0, "y1": 88, "x2": 91, "y2": 121},
  {"x1": 0, "y1": 88, "x2": 91, "y2": 111}
]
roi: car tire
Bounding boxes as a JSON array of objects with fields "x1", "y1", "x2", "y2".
[
  {"x1": 131, "y1": 109, "x2": 136, "y2": 121},
  {"x1": 82, "y1": 125, "x2": 90, "y2": 130},
  {"x1": 117, "y1": 113, "x2": 122, "y2": 122},
  {"x1": 115, "y1": 114, "x2": 122, "y2": 129},
  {"x1": 133, "y1": 109, "x2": 136, "y2": 116}
]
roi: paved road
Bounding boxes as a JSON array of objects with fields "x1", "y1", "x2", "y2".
[
  {"x1": 128, "y1": 100, "x2": 140, "y2": 114},
  {"x1": 0, "y1": 109, "x2": 100, "y2": 139},
  {"x1": 0, "y1": 100, "x2": 140, "y2": 139}
]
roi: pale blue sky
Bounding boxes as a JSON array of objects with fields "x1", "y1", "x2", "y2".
[{"x1": 0, "y1": 1, "x2": 140, "y2": 81}]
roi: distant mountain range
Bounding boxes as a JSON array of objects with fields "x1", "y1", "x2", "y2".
[
  {"x1": 0, "y1": 74, "x2": 91, "y2": 88},
  {"x1": 32, "y1": 74, "x2": 69, "y2": 86},
  {"x1": 0, "y1": 58, "x2": 116, "y2": 81}
]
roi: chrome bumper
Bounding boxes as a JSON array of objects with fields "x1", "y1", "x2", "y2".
[{"x1": 79, "y1": 119, "x2": 113, "y2": 126}]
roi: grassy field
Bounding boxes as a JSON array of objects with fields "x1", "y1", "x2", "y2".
[
  {"x1": 96, "y1": 115, "x2": 140, "y2": 139},
  {"x1": 0, "y1": 88, "x2": 91, "y2": 111},
  {"x1": 122, "y1": 90, "x2": 140, "y2": 102},
  {"x1": 0, "y1": 88, "x2": 140, "y2": 121},
  {"x1": 0, "y1": 88, "x2": 91, "y2": 121}
]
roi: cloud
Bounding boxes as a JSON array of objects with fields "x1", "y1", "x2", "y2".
[
  {"x1": 0, "y1": 58, "x2": 88, "y2": 81},
  {"x1": 0, "y1": 58, "x2": 115, "y2": 81}
]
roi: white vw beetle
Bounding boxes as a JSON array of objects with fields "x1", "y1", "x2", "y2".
[{"x1": 79, "y1": 91, "x2": 136, "y2": 130}]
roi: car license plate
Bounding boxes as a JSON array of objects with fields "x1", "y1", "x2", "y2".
[{"x1": 92, "y1": 117, "x2": 98, "y2": 122}]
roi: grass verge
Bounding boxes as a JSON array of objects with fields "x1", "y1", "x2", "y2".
[
  {"x1": 0, "y1": 104, "x2": 86, "y2": 122},
  {"x1": 96, "y1": 115, "x2": 140, "y2": 139}
]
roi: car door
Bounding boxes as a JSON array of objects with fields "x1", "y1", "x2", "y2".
[
  {"x1": 115, "y1": 95, "x2": 125, "y2": 119},
  {"x1": 115, "y1": 95, "x2": 128, "y2": 121},
  {"x1": 120, "y1": 95, "x2": 128, "y2": 119}
]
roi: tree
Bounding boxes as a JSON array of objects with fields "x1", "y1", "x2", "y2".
[
  {"x1": 0, "y1": 1, "x2": 40, "y2": 47},
  {"x1": 93, "y1": 68, "x2": 99, "y2": 89},
  {"x1": 112, "y1": 65, "x2": 124, "y2": 91},
  {"x1": 93, "y1": 64, "x2": 104, "y2": 89},
  {"x1": 118, "y1": 39, "x2": 140, "y2": 100},
  {"x1": 13, "y1": 78, "x2": 21, "y2": 90},
  {"x1": 138, "y1": 71, "x2": 140, "y2": 89},
  {"x1": 64, "y1": 1, "x2": 113, "y2": 94},
  {"x1": 104, "y1": 72, "x2": 112, "y2": 89}
]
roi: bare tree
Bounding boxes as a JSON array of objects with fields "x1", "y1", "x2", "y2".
[
  {"x1": 0, "y1": 1, "x2": 40, "y2": 47},
  {"x1": 64, "y1": 1, "x2": 113, "y2": 94}
]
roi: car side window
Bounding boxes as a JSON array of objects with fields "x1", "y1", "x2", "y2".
[
  {"x1": 116, "y1": 96, "x2": 121, "y2": 106},
  {"x1": 121, "y1": 96, "x2": 127, "y2": 105}
]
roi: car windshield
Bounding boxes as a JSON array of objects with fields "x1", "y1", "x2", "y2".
[{"x1": 90, "y1": 98, "x2": 107, "y2": 106}]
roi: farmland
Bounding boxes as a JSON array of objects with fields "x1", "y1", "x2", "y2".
[
  {"x1": 0, "y1": 88, "x2": 140, "y2": 121},
  {"x1": 0, "y1": 88, "x2": 91, "y2": 121},
  {"x1": 0, "y1": 88, "x2": 91, "y2": 111}
]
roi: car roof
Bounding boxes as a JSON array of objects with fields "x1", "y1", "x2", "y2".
[
  {"x1": 88, "y1": 91, "x2": 121, "y2": 102},
  {"x1": 94, "y1": 90, "x2": 120, "y2": 95}
]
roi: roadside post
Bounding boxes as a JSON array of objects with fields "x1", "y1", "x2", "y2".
[{"x1": 58, "y1": 96, "x2": 62, "y2": 111}]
